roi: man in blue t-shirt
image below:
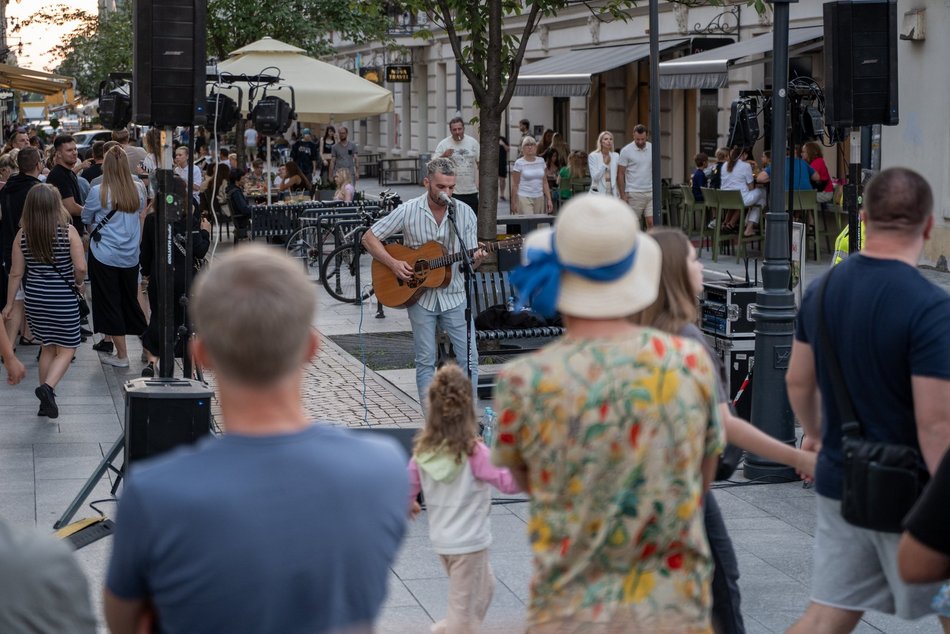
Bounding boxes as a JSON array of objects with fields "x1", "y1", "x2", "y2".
[
  {"x1": 104, "y1": 246, "x2": 409, "y2": 634},
  {"x1": 785, "y1": 167, "x2": 950, "y2": 632},
  {"x1": 756, "y1": 154, "x2": 818, "y2": 191}
]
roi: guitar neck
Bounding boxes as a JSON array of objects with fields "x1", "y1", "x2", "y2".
[{"x1": 429, "y1": 241, "x2": 504, "y2": 270}]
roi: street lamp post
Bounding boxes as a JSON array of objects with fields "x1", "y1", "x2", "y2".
[
  {"x1": 744, "y1": 0, "x2": 799, "y2": 481},
  {"x1": 649, "y1": 0, "x2": 662, "y2": 226}
]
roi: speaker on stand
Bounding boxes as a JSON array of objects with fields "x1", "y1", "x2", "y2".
[{"x1": 54, "y1": 0, "x2": 214, "y2": 530}]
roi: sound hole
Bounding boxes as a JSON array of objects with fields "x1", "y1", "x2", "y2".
[{"x1": 408, "y1": 259, "x2": 430, "y2": 289}]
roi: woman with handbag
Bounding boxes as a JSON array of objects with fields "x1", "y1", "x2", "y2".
[
  {"x1": 631, "y1": 228, "x2": 816, "y2": 634},
  {"x1": 81, "y1": 146, "x2": 148, "y2": 369},
  {"x1": 2, "y1": 185, "x2": 86, "y2": 418}
]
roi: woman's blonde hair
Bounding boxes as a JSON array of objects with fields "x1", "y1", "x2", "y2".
[
  {"x1": 334, "y1": 167, "x2": 352, "y2": 197},
  {"x1": 414, "y1": 364, "x2": 478, "y2": 462},
  {"x1": 21, "y1": 184, "x2": 70, "y2": 264},
  {"x1": 100, "y1": 146, "x2": 141, "y2": 213},
  {"x1": 631, "y1": 228, "x2": 698, "y2": 333},
  {"x1": 592, "y1": 130, "x2": 613, "y2": 154},
  {"x1": 520, "y1": 135, "x2": 537, "y2": 148}
]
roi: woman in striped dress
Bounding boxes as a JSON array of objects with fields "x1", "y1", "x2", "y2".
[{"x1": 2, "y1": 185, "x2": 86, "y2": 418}]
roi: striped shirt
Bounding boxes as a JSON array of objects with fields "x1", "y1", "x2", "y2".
[{"x1": 370, "y1": 192, "x2": 477, "y2": 312}]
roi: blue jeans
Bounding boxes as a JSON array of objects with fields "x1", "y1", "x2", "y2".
[{"x1": 407, "y1": 302, "x2": 478, "y2": 406}]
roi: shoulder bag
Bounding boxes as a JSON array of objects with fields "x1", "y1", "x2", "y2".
[
  {"x1": 89, "y1": 208, "x2": 119, "y2": 243},
  {"x1": 816, "y1": 269, "x2": 929, "y2": 533},
  {"x1": 48, "y1": 254, "x2": 90, "y2": 319}
]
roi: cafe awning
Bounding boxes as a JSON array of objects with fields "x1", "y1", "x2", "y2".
[
  {"x1": 658, "y1": 26, "x2": 823, "y2": 90},
  {"x1": 515, "y1": 39, "x2": 688, "y2": 97},
  {"x1": 0, "y1": 63, "x2": 73, "y2": 95}
]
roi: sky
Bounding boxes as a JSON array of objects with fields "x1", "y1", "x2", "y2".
[{"x1": 6, "y1": 0, "x2": 98, "y2": 72}]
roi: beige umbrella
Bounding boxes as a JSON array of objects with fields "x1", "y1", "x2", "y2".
[{"x1": 216, "y1": 37, "x2": 393, "y2": 123}]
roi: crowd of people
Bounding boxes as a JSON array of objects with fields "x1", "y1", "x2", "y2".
[{"x1": 0, "y1": 129, "x2": 212, "y2": 415}]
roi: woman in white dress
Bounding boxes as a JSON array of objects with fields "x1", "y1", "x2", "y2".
[{"x1": 587, "y1": 131, "x2": 620, "y2": 197}]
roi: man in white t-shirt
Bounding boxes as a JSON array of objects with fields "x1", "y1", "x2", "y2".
[
  {"x1": 435, "y1": 117, "x2": 481, "y2": 215},
  {"x1": 617, "y1": 124, "x2": 654, "y2": 228},
  {"x1": 244, "y1": 122, "x2": 258, "y2": 167}
]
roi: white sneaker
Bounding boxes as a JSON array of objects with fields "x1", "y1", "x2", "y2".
[{"x1": 101, "y1": 355, "x2": 130, "y2": 368}]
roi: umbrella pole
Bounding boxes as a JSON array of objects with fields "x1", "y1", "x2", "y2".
[{"x1": 267, "y1": 136, "x2": 272, "y2": 205}]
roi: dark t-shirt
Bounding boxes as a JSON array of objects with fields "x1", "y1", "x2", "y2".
[
  {"x1": 46, "y1": 165, "x2": 85, "y2": 235},
  {"x1": 80, "y1": 163, "x2": 102, "y2": 183},
  {"x1": 691, "y1": 168, "x2": 707, "y2": 201},
  {"x1": 904, "y1": 448, "x2": 950, "y2": 555},
  {"x1": 107, "y1": 423, "x2": 409, "y2": 634},
  {"x1": 291, "y1": 141, "x2": 318, "y2": 178},
  {"x1": 795, "y1": 255, "x2": 950, "y2": 499}
]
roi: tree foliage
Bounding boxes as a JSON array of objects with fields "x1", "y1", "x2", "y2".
[
  {"x1": 10, "y1": 3, "x2": 132, "y2": 99},
  {"x1": 205, "y1": 0, "x2": 392, "y2": 61}
]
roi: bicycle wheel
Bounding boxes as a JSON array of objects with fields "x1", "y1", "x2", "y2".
[
  {"x1": 320, "y1": 243, "x2": 375, "y2": 304},
  {"x1": 286, "y1": 224, "x2": 339, "y2": 278}
]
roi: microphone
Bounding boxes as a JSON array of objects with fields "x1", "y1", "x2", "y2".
[{"x1": 438, "y1": 192, "x2": 455, "y2": 208}]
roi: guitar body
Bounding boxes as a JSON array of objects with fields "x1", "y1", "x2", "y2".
[{"x1": 372, "y1": 241, "x2": 452, "y2": 308}]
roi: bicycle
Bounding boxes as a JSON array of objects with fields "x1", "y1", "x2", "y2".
[
  {"x1": 320, "y1": 206, "x2": 389, "y2": 304},
  {"x1": 285, "y1": 190, "x2": 401, "y2": 280}
]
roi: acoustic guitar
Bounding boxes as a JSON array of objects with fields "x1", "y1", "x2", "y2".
[{"x1": 372, "y1": 237, "x2": 523, "y2": 308}]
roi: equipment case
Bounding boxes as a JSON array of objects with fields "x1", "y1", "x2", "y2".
[
  {"x1": 703, "y1": 334, "x2": 755, "y2": 421},
  {"x1": 700, "y1": 281, "x2": 760, "y2": 339}
]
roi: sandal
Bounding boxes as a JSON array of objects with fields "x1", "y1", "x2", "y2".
[{"x1": 18, "y1": 336, "x2": 39, "y2": 346}]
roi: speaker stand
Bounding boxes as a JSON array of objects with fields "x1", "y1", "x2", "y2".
[{"x1": 53, "y1": 433, "x2": 125, "y2": 530}]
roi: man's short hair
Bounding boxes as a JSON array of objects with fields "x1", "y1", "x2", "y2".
[
  {"x1": 426, "y1": 157, "x2": 456, "y2": 179},
  {"x1": 863, "y1": 167, "x2": 933, "y2": 235},
  {"x1": 53, "y1": 135, "x2": 75, "y2": 150},
  {"x1": 449, "y1": 116, "x2": 464, "y2": 128},
  {"x1": 252, "y1": 158, "x2": 264, "y2": 168},
  {"x1": 103, "y1": 141, "x2": 122, "y2": 155},
  {"x1": 91, "y1": 141, "x2": 106, "y2": 160},
  {"x1": 219, "y1": 148, "x2": 229, "y2": 159},
  {"x1": 191, "y1": 245, "x2": 317, "y2": 385},
  {"x1": 519, "y1": 118, "x2": 530, "y2": 128},
  {"x1": 694, "y1": 153, "x2": 708, "y2": 168},
  {"x1": 111, "y1": 129, "x2": 130, "y2": 144},
  {"x1": 633, "y1": 124, "x2": 648, "y2": 135},
  {"x1": 16, "y1": 147, "x2": 40, "y2": 173}
]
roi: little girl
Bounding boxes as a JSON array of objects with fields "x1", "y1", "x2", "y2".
[{"x1": 408, "y1": 364, "x2": 521, "y2": 634}]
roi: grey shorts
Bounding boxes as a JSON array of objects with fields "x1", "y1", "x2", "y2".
[{"x1": 812, "y1": 494, "x2": 943, "y2": 619}]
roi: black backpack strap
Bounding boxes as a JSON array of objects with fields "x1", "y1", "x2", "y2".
[{"x1": 815, "y1": 268, "x2": 862, "y2": 438}]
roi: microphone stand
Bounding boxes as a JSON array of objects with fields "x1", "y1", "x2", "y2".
[{"x1": 443, "y1": 197, "x2": 475, "y2": 384}]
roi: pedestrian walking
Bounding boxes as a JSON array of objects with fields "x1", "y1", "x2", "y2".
[
  {"x1": 786, "y1": 167, "x2": 950, "y2": 632},
  {"x1": 81, "y1": 146, "x2": 148, "y2": 369},
  {"x1": 617, "y1": 124, "x2": 654, "y2": 227},
  {"x1": 2, "y1": 185, "x2": 86, "y2": 418},
  {"x1": 408, "y1": 364, "x2": 521, "y2": 633},
  {"x1": 494, "y1": 194, "x2": 723, "y2": 632},
  {"x1": 633, "y1": 227, "x2": 817, "y2": 634}
]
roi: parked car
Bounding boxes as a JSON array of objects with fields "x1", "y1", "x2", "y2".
[{"x1": 73, "y1": 129, "x2": 113, "y2": 160}]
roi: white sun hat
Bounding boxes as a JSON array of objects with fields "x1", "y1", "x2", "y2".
[{"x1": 513, "y1": 194, "x2": 661, "y2": 319}]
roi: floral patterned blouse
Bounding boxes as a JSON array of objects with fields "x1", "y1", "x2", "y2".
[{"x1": 492, "y1": 328, "x2": 723, "y2": 633}]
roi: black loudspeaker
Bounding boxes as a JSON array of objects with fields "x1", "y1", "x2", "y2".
[
  {"x1": 124, "y1": 378, "x2": 213, "y2": 464},
  {"x1": 728, "y1": 100, "x2": 759, "y2": 148},
  {"x1": 132, "y1": 0, "x2": 207, "y2": 127},
  {"x1": 823, "y1": 0, "x2": 898, "y2": 128}
]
